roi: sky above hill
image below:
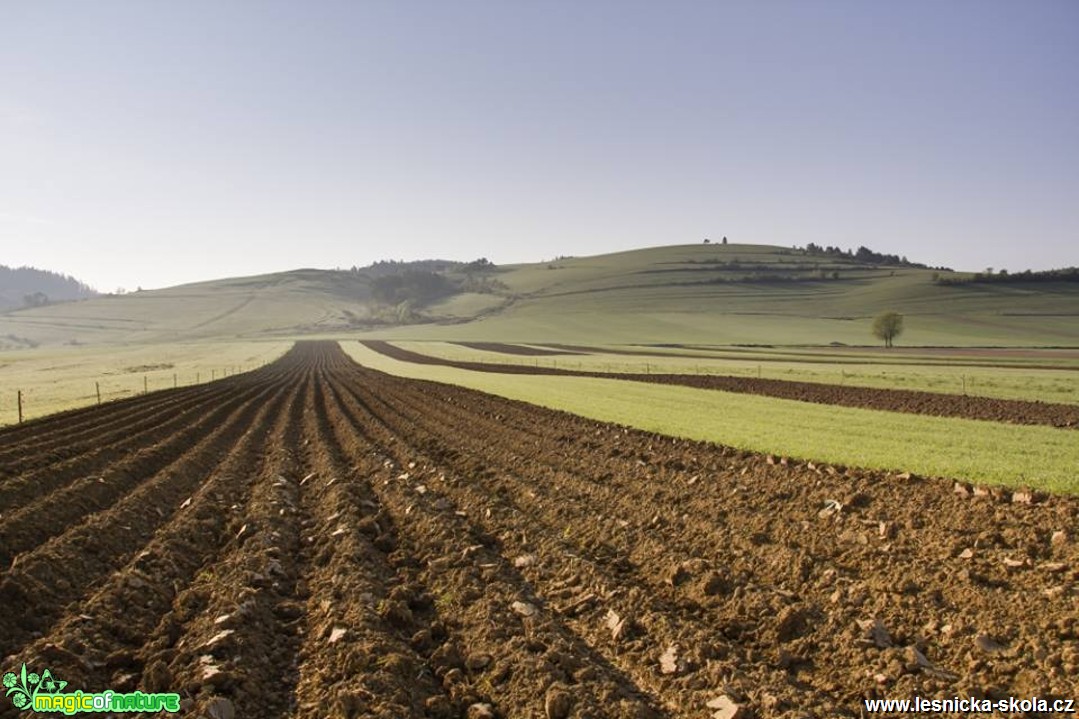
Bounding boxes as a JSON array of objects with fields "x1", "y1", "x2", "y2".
[{"x1": 1, "y1": 1, "x2": 1076, "y2": 291}]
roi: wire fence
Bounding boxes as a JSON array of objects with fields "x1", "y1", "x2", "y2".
[{"x1": 2, "y1": 364, "x2": 258, "y2": 426}]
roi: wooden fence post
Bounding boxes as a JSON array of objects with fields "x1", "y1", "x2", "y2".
[
  {"x1": 173, "y1": 373, "x2": 177, "y2": 388},
  {"x1": 144, "y1": 376, "x2": 148, "y2": 394},
  {"x1": 96, "y1": 381, "x2": 101, "y2": 404},
  {"x1": 17, "y1": 390, "x2": 23, "y2": 424}
]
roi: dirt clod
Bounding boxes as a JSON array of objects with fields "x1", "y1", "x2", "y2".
[
  {"x1": 857, "y1": 618, "x2": 892, "y2": 648},
  {"x1": 659, "y1": 644, "x2": 690, "y2": 675},
  {"x1": 974, "y1": 634, "x2": 1005, "y2": 654},
  {"x1": 708, "y1": 694, "x2": 748, "y2": 719},
  {"x1": 514, "y1": 554, "x2": 537, "y2": 568},
  {"x1": 468, "y1": 702, "x2": 496, "y2": 719},
  {"x1": 544, "y1": 684, "x2": 573, "y2": 719},
  {"x1": 1012, "y1": 490, "x2": 1034, "y2": 504},
  {"x1": 465, "y1": 652, "x2": 492, "y2": 671},
  {"x1": 205, "y1": 697, "x2": 235, "y2": 719},
  {"x1": 511, "y1": 600, "x2": 537, "y2": 617}
]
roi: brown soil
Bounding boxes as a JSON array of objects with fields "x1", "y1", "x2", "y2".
[
  {"x1": 454, "y1": 342, "x2": 582, "y2": 356},
  {"x1": 1, "y1": 341, "x2": 1076, "y2": 718},
  {"x1": 363, "y1": 341, "x2": 1079, "y2": 428},
  {"x1": 547, "y1": 343, "x2": 1079, "y2": 372},
  {"x1": 829, "y1": 347, "x2": 1079, "y2": 361}
]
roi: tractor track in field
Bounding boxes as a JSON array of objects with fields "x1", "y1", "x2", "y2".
[
  {"x1": 361, "y1": 340, "x2": 1079, "y2": 428},
  {"x1": 1, "y1": 341, "x2": 1076, "y2": 718}
]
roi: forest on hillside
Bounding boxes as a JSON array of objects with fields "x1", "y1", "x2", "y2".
[{"x1": 0, "y1": 265, "x2": 98, "y2": 312}]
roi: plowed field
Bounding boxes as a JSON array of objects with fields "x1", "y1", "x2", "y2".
[{"x1": 1, "y1": 341, "x2": 1076, "y2": 718}]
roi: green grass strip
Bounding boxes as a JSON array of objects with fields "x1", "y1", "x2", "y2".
[
  {"x1": 344, "y1": 342, "x2": 1079, "y2": 494},
  {"x1": 392, "y1": 340, "x2": 1079, "y2": 405}
]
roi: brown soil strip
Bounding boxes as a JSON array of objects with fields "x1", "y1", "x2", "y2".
[
  {"x1": 0, "y1": 380, "x2": 280, "y2": 661},
  {"x1": 546, "y1": 342, "x2": 1079, "y2": 372},
  {"x1": 325, "y1": 375, "x2": 663, "y2": 716},
  {"x1": 154, "y1": 375, "x2": 311, "y2": 718},
  {"x1": 0, "y1": 380, "x2": 280, "y2": 563},
  {"x1": 287, "y1": 371, "x2": 453, "y2": 717},
  {"x1": 0, "y1": 380, "x2": 271, "y2": 514},
  {"x1": 362, "y1": 340, "x2": 1079, "y2": 428},
  {"x1": 454, "y1": 341, "x2": 584, "y2": 356},
  {"x1": 4, "y1": 377, "x2": 303, "y2": 708}
]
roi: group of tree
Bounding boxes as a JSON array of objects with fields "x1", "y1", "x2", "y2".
[
  {"x1": 801, "y1": 244, "x2": 937, "y2": 269},
  {"x1": 369, "y1": 270, "x2": 455, "y2": 305},
  {"x1": 0, "y1": 265, "x2": 98, "y2": 312},
  {"x1": 352, "y1": 258, "x2": 464, "y2": 278},
  {"x1": 462, "y1": 257, "x2": 496, "y2": 273},
  {"x1": 933, "y1": 266, "x2": 1079, "y2": 285},
  {"x1": 366, "y1": 258, "x2": 503, "y2": 309}
]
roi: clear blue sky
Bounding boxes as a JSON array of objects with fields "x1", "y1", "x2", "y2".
[{"x1": 2, "y1": 1, "x2": 1076, "y2": 291}]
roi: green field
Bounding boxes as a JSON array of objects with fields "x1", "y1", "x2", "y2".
[
  {"x1": 0, "y1": 340, "x2": 291, "y2": 425},
  {"x1": 343, "y1": 342, "x2": 1079, "y2": 494},
  {"x1": 388, "y1": 341, "x2": 1079, "y2": 405}
]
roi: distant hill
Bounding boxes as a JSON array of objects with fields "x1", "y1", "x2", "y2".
[
  {"x1": 0, "y1": 245, "x2": 1076, "y2": 348},
  {"x1": 0, "y1": 265, "x2": 98, "y2": 313}
]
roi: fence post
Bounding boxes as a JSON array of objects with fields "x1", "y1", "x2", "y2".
[
  {"x1": 211, "y1": 369, "x2": 215, "y2": 381},
  {"x1": 96, "y1": 381, "x2": 101, "y2": 404},
  {"x1": 173, "y1": 373, "x2": 177, "y2": 388},
  {"x1": 17, "y1": 390, "x2": 23, "y2": 424},
  {"x1": 197, "y1": 372, "x2": 200, "y2": 384},
  {"x1": 144, "y1": 376, "x2": 148, "y2": 394}
]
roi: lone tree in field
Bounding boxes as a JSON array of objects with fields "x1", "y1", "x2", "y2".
[{"x1": 872, "y1": 311, "x2": 904, "y2": 348}]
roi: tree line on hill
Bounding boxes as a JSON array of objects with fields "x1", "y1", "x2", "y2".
[
  {"x1": 800, "y1": 243, "x2": 943, "y2": 269},
  {"x1": 933, "y1": 267, "x2": 1079, "y2": 285},
  {"x1": 0, "y1": 265, "x2": 98, "y2": 312}
]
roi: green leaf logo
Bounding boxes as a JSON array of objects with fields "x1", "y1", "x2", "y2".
[{"x1": 4, "y1": 663, "x2": 68, "y2": 711}]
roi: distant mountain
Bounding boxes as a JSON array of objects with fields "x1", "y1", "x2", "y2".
[{"x1": 0, "y1": 265, "x2": 98, "y2": 312}]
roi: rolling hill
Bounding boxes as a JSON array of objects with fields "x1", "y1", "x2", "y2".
[{"x1": 1, "y1": 244, "x2": 1076, "y2": 348}]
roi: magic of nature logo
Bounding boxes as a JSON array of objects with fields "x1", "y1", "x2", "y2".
[{"x1": 4, "y1": 663, "x2": 179, "y2": 715}]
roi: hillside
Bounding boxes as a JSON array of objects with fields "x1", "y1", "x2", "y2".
[
  {"x1": 411, "y1": 244, "x2": 1079, "y2": 346},
  {"x1": 1, "y1": 244, "x2": 1076, "y2": 348}
]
